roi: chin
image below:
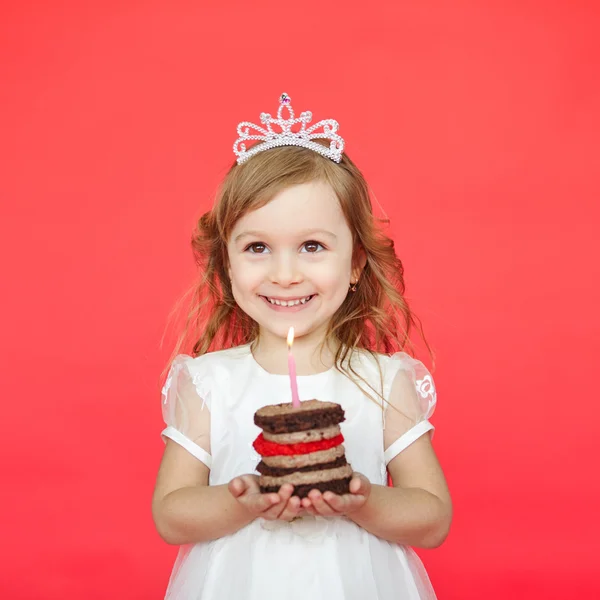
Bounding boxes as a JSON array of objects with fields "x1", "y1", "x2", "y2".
[{"x1": 255, "y1": 320, "x2": 312, "y2": 341}]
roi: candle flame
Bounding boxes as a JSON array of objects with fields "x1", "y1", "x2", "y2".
[{"x1": 287, "y1": 326, "x2": 294, "y2": 349}]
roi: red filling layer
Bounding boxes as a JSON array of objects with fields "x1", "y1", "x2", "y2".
[{"x1": 253, "y1": 433, "x2": 344, "y2": 457}]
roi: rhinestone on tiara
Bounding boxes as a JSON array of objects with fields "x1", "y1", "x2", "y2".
[{"x1": 233, "y1": 93, "x2": 344, "y2": 164}]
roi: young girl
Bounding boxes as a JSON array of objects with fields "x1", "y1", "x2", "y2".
[{"x1": 152, "y1": 94, "x2": 452, "y2": 600}]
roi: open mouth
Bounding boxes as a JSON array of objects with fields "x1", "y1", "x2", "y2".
[{"x1": 259, "y1": 294, "x2": 316, "y2": 308}]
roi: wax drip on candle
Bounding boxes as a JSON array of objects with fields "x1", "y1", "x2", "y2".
[{"x1": 287, "y1": 327, "x2": 301, "y2": 408}]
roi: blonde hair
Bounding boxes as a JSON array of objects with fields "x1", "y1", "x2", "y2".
[{"x1": 163, "y1": 142, "x2": 432, "y2": 391}]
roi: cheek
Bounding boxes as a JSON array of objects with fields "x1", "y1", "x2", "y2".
[
  {"x1": 314, "y1": 266, "x2": 350, "y2": 297},
  {"x1": 230, "y1": 260, "x2": 263, "y2": 293}
]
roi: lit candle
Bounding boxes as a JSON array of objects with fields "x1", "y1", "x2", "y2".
[{"x1": 287, "y1": 327, "x2": 301, "y2": 408}]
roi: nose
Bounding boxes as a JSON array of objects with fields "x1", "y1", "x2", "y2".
[{"x1": 269, "y1": 251, "x2": 302, "y2": 287}]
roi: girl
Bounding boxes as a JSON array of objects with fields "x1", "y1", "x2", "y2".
[{"x1": 152, "y1": 94, "x2": 452, "y2": 600}]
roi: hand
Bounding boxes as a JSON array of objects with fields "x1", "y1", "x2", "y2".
[
  {"x1": 300, "y1": 472, "x2": 371, "y2": 517},
  {"x1": 228, "y1": 475, "x2": 304, "y2": 522}
]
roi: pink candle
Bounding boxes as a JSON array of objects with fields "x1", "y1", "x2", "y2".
[{"x1": 287, "y1": 327, "x2": 301, "y2": 408}]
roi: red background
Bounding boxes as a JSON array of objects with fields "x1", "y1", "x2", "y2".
[{"x1": 1, "y1": 1, "x2": 599, "y2": 598}]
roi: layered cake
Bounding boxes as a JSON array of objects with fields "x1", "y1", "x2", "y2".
[{"x1": 253, "y1": 399, "x2": 353, "y2": 498}]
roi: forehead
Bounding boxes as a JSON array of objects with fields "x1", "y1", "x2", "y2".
[{"x1": 231, "y1": 180, "x2": 347, "y2": 237}]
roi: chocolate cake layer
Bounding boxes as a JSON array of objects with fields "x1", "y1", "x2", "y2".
[
  {"x1": 263, "y1": 424, "x2": 341, "y2": 444},
  {"x1": 260, "y1": 477, "x2": 352, "y2": 499},
  {"x1": 260, "y1": 445, "x2": 345, "y2": 469},
  {"x1": 256, "y1": 399, "x2": 340, "y2": 417},
  {"x1": 256, "y1": 455, "x2": 347, "y2": 477},
  {"x1": 254, "y1": 400, "x2": 345, "y2": 434},
  {"x1": 259, "y1": 464, "x2": 353, "y2": 488}
]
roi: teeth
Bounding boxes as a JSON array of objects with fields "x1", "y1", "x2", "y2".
[{"x1": 266, "y1": 295, "x2": 312, "y2": 306}]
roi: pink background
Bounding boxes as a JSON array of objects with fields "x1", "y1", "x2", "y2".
[{"x1": 1, "y1": 1, "x2": 598, "y2": 598}]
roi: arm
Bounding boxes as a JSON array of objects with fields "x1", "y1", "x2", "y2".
[
  {"x1": 155, "y1": 358, "x2": 258, "y2": 544},
  {"x1": 152, "y1": 440, "x2": 305, "y2": 545},
  {"x1": 152, "y1": 440, "x2": 251, "y2": 545},
  {"x1": 348, "y1": 433, "x2": 452, "y2": 548},
  {"x1": 303, "y1": 433, "x2": 452, "y2": 549},
  {"x1": 350, "y1": 359, "x2": 452, "y2": 548}
]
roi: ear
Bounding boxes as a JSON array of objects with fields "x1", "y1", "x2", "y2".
[{"x1": 351, "y1": 247, "x2": 367, "y2": 283}]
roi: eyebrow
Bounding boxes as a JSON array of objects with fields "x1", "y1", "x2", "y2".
[{"x1": 234, "y1": 229, "x2": 338, "y2": 243}]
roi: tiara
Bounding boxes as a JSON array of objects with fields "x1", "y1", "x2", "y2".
[{"x1": 233, "y1": 93, "x2": 344, "y2": 164}]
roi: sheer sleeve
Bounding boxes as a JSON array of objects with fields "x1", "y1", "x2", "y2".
[
  {"x1": 160, "y1": 355, "x2": 212, "y2": 468},
  {"x1": 382, "y1": 353, "x2": 437, "y2": 465}
]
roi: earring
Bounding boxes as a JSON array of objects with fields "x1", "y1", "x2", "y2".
[{"x1": 349, "y1": 281, "x2": 358, "y2": 292}]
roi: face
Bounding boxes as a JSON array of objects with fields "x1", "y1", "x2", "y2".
[{"x1": 227, "y1": 180, "x2": 361, "y2": 346}]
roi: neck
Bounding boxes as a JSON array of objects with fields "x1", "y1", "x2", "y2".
[{"x1": 252, "y1": 328, "x2": 339, "y2": 375}]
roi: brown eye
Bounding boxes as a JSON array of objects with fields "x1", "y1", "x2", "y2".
[
  {"x1": 301, "y1": 241, "x2": 325, "y2": 253},
  {"x1": 247, "y1": 243, "x2": 268, "y2": 254}
]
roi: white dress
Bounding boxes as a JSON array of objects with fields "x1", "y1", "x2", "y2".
[{"x1": 160, "y1": 344, "x2": 439, "y2": 600}]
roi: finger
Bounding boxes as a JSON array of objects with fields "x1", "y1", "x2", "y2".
[
  {"x1": 301, "y1": 497, "x2": 312, "y2": 509},
  {"x1": 322, "y1": 491, "x2": 346, "y2": 511},
  {"x1": 275, "y1": 485, "x2": 295, "y2": 518},
  {"x1": 298, "y1": 498, "x2": 318, "y2": 516},
  {"x1": 240, "y1": 475, "x2": 261, "y2": 493},
  {"x1": 278, "y1": 483, "x2": 294, "y2": 501},
  {"x1": 349, "y1": 476, "x2": 363, "y2": 494},
  {"x1": 278, "y1": 496, "x2": 302, "y2": 521},
  {"x1": 322, "y1": 490, "x2": 356, "y2": 513},
  {"x1": 263, "y1": 484, "x2": 294, "y2": 520},
  {"x1": 228, "y1": 478, "x2": 246, "y2": 498},
  {"x1": 349, "y1": 472, "x2": 370, "y2": 494},
  {"x1": 300, "y1": 497, "x2": 319, "y2": 516},
  {"x1": 301, "y1": 497, "x2": 318, "y2": 517},
  {"x1": 324, "y1": 491, "x2": 366, "y2": 513},
  {"x1": 308, "y1": 490, "x2": 337, "y2": 516},
  {"x1": 251, "y1": 492, "x2": 281, "y2": 514}
]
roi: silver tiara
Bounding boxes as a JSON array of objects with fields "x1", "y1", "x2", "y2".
[{"x1": 233, "y1": 93, "x2": 344, "y2": 164}]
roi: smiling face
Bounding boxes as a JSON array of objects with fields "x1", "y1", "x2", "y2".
[{"x1": 227, "y1": 180, "x2": 361, "y2": 347}]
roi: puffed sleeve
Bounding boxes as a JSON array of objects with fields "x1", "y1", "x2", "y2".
[
  {"x1": 160, "y1": 355, "x2": 212, "y2": 469},
  {"x1": 382, "y1": 353, "x2": 437, "y2": 465}
]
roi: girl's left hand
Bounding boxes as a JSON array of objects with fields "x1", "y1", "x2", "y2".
[{"x1": 301, "y1": 472, "x2": 371, "y2": 517}]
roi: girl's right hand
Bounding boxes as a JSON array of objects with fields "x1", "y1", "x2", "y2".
[{"x1": 228, "y1": 475, "x2": 303, "y2": 522}]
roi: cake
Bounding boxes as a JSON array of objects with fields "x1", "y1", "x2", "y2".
[{"x1": 253, "y1": 399, "x2": 353, "y2": 498}]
